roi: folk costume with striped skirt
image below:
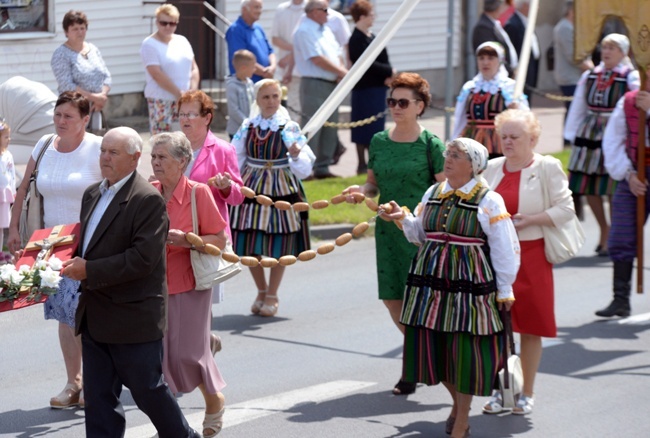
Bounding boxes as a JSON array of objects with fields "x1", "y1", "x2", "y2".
[
  {"x1": 230, "y1": 111, "x2": 315, "y2": 258},
  {"x1": 399, "y1": 180, "x2": 520, "y2": 396},
  {"x1": 452, "y1": 73, "x2": 529, "y2": 158},
  {"x1": 565, "y1": 62, "x2": 640, "y2": 195}
]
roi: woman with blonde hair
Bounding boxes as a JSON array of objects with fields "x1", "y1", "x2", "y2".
[
  {"x1": 140, "y1": 3, "x2": 199, "y2": 134},
  {"x1": 229, "y1": 79, "x2": 315, "y2": 317},
  {"x1": 483, "y1": 109, "x2": 576, "y2": 415}
]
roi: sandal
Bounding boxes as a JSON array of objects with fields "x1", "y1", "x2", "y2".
[
  {"x1": 251, "y1": 290, "x2": 266, "y2": 314},
  {"x1": 482, "y1": 390, "x2": 504, "y2": 414},
  {"x1": 512, "y1": 394, "x2": 534, "y2": 415},
  {"x1": 392, "y1": 379, "x2": 416, "y2": 395},
  {"x1": 203, "y1": 407, "x2": 224, "y2": 437},
  {"x1": 210, "y1": 334, "x2": 222, "y2": 356},
  {"x1": 445, "y1": 415, "x2": 455, "y2": 435},
  {"x1": 259, "y1": 295, "x2": 278, "y2": 317},
  {"x1": 50, "y1": 383, "x2": 81, "y2": 409}
]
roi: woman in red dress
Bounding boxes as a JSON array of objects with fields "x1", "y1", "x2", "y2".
[{"x1": 483, "y1": 109, "x2": 576, "y2": 415}]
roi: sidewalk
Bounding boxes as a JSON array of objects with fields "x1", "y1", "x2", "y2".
[{"x1": 119, "y1": 96, "x2": 568, "y2": 180}]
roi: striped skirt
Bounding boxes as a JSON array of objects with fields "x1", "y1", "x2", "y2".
[
  {"x1": 230, "y1": 165, "x2": 311, "y2": 258},
  {"x1": 401, "y1": 326, "x2": 506, "y2": 396}
]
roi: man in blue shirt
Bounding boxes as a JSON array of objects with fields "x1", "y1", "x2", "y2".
[{"x1": 226, "y1": 0, "x2": 277, "y2": 83}]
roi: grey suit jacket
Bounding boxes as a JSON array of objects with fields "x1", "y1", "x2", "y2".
[{"x1": 75, "y1": 172, "x2": 170, "y2": 344}]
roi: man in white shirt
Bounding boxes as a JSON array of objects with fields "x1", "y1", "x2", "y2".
[
  {"x1": 293, "y1": 0, "x2": 348, "y2": 179},
  {"x1": 271, "y1": 0, "x2": 306, "y2": 116}
]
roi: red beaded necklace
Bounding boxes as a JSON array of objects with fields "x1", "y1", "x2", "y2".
[{"x1": 595, "y1": 70, "x2": 618, "y2": 92}]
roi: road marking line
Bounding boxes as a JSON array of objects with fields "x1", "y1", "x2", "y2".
[
  {"x1": 126, "y1": 380, "x2": 376, "y2": 437},
  {"x1": 613, "y1": 311, "x2": 650, "y2": 325}
]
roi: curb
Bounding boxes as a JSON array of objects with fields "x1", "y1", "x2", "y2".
[{"x1": 311, "y1": 223, "x2": 355, "y2": 241}]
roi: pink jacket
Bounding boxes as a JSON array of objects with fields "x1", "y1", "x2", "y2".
[{"x1": 189, "y1": 130, "x2": 244, "y2": 239}]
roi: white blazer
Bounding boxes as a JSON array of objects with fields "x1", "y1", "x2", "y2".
[{"x1": 483, "y1": 153, "x2": 575, "y2": 241}]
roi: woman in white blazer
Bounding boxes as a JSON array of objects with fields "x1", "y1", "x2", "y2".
[{"x1": 482, "y1": 109, "x2": 575, "y2": 415}]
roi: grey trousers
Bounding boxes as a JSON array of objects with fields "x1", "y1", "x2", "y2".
[{"x1": 300, "y1": 77, "x2": 339, "y2": 176}]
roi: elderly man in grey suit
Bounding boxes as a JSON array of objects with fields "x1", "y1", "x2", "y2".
[{"x1": 64, "y1": 127, "x2": 199, "y2": 438}]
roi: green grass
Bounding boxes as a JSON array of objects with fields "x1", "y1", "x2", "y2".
[
  {"x1": 550, "y1": 148, "x2": 571, "y2": 172},
  {"x1": 302, "y1": 175, "x2": 379, "y2": 226},
  {"x1": 304, "y1": 148, "x2": 571, "y2": 226}
]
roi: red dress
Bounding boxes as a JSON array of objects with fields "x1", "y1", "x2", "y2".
[{"x1": 495, "y1": 165, "x2": 557, "y2": 338}]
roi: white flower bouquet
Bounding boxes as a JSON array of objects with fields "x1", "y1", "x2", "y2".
[{"x1": 0, "y1": 255, "x2": 63, "y2": 303}]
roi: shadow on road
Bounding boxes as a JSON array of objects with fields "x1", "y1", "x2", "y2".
[{"x1": 541, "y1": 321, "x2": 650, "y2": 379}]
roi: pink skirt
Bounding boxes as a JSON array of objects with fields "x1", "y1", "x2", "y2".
[{"x1": 162, "y1": 288, "x2": 226, "y2": 394}]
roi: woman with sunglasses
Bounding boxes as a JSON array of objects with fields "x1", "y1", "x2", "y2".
[
  {"x1": 452, "y1": 41, "x2": 529, "y2": 159},
  {"x1": 343, "y1": 72, "x2": 445, "y2": 396},
  {"x1": 140, "y1": 3, "x2": 199, "y2": 135}
]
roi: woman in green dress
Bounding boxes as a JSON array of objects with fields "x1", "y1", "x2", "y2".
[{"x1": 344, "y1": 72, "x2": 445, "y2": 395}]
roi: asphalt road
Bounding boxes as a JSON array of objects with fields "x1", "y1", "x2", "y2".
[{"x1": 1, "y1": 209, "x2": 650, "y2": 437}]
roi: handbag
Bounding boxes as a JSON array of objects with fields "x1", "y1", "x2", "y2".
[
  {"x1": 498, "y1": 310, "x2": 524, "y2": 409},
  {"x1": 189, "y1": 185, "x2": 241, "y2": 290},
  {"x1": 19, "y1": 134, "x2": 55, "y2": 247},
  {"x1": 88, "y1": 109, "x2": 107, "y2": 136},
  {"x1": 539, "y1": 156, "x2": 586, "y2": 264}
]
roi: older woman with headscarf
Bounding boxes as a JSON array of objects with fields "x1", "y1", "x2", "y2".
[
  {"x1": 483, "y1": 109, "x2": 576, "y2": 416},
  {"x1": 150, "y1": 132, "x2": 227, "y2": 438},
  {"x1": 453, "y1": 41, "x2": 529, "y2": 159},
  {"x1": 564, "y1": 33, "x2": 639, "y2": 257},
  {"x1": 229, "y1": 78, "x2": 315, "y2": 317},
  {"x1": 382, "y1": 138, "x2": 520, "y2": 438}
]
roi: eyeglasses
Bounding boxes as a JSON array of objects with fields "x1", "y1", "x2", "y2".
[
  {"x1": 178, "y1": 112, "x2": 201, "y2": 119},
  {"x1": 318, "y1": 8, "x2": 329, "y2": 12},
  {"x1": 442, "y1": 150, "x2": 468, "y2": 161},
  {"x1": 386, "y1": 98, "x2": 421, "y2": 109},
  {"x1": 158, "y1": 20, "x2": 178, "y2": 27}
]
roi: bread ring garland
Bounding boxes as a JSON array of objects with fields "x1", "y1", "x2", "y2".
[{"x1": 188, "y1": 186, "x2": 402, "y2": 268}]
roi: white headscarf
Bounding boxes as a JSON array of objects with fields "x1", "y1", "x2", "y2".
[
  {"x1": 449, "y1": 137, "x2": 490, "y2": 186},
  {"x1": 248, "y1": 78, "x2": 290, "y2": 119}
]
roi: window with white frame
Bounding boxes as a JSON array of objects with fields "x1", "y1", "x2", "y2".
[{"x1": 0, "y1": 0, "x2": 47, "y2": 32}]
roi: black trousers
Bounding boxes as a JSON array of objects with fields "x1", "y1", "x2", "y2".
[{"x1": 81, "y1": 324, "x2": 194, "y2": 438}]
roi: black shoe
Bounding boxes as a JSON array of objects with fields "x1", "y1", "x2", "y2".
[
  {"x1": 595, "y1": 300, "x2": 631, "y2": 317},
  {"x1": 392, "y1": 379, "x2": 416, "y2": 395},
  {"x1": 312, "y1": 172, "x2": 340, "y2": 180},
  {"x1": 331, "y1": 144, "x2": 347, "y2": 165}
]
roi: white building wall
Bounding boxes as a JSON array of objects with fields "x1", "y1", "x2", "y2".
[{"x1": 0, "y1": 0, "x2": 157, "y2": 96}]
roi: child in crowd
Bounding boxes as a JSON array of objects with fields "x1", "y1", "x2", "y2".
[
  {"x1": 0, "y1": 119, "x2": 16, "y2": 251},
  {"x1": 226, "y1": 49, "x2": 256, "y2": 140}
]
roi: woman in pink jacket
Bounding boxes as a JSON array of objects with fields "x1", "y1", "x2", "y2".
[{"x1": 178, "y1": 90, "x2": 244, "y2": 352}]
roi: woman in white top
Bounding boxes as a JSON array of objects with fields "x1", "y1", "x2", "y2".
[
  {"x1": 8, "y1": 92, "x2": 103, "y2": 410},
  {"x1": 140, "y1": 3, "x2": 199, "y2": 135}
]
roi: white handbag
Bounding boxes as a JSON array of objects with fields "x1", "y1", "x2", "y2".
[
  {"x1": 539, "y1": 156, "x2": 586, "y2": 264},
  {"x1": 189, "y1": 185, "x2": 241, "y2": 290},
  {"x1": 498, "y1": 310, "x2": 523, "y2": 409}
]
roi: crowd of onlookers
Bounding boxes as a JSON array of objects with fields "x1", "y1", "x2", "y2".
[{"x1": 2, "y1": 0, "x2": 649, "y2": 437}]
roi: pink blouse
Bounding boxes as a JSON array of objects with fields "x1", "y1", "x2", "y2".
[
  {"x1": 188, "y1": 130, "x2": 244, "y2": 239},
  {"x1": 153, "y1": 176, "x2": 227, "y2": 294}
]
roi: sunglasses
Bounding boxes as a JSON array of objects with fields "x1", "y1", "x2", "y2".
[
  {"x1": 158, "y1": 20, "x2": 178, "y2": 27},
  {"x1": 386, "y1": 98, "x2": 421, "y2": 109}
]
